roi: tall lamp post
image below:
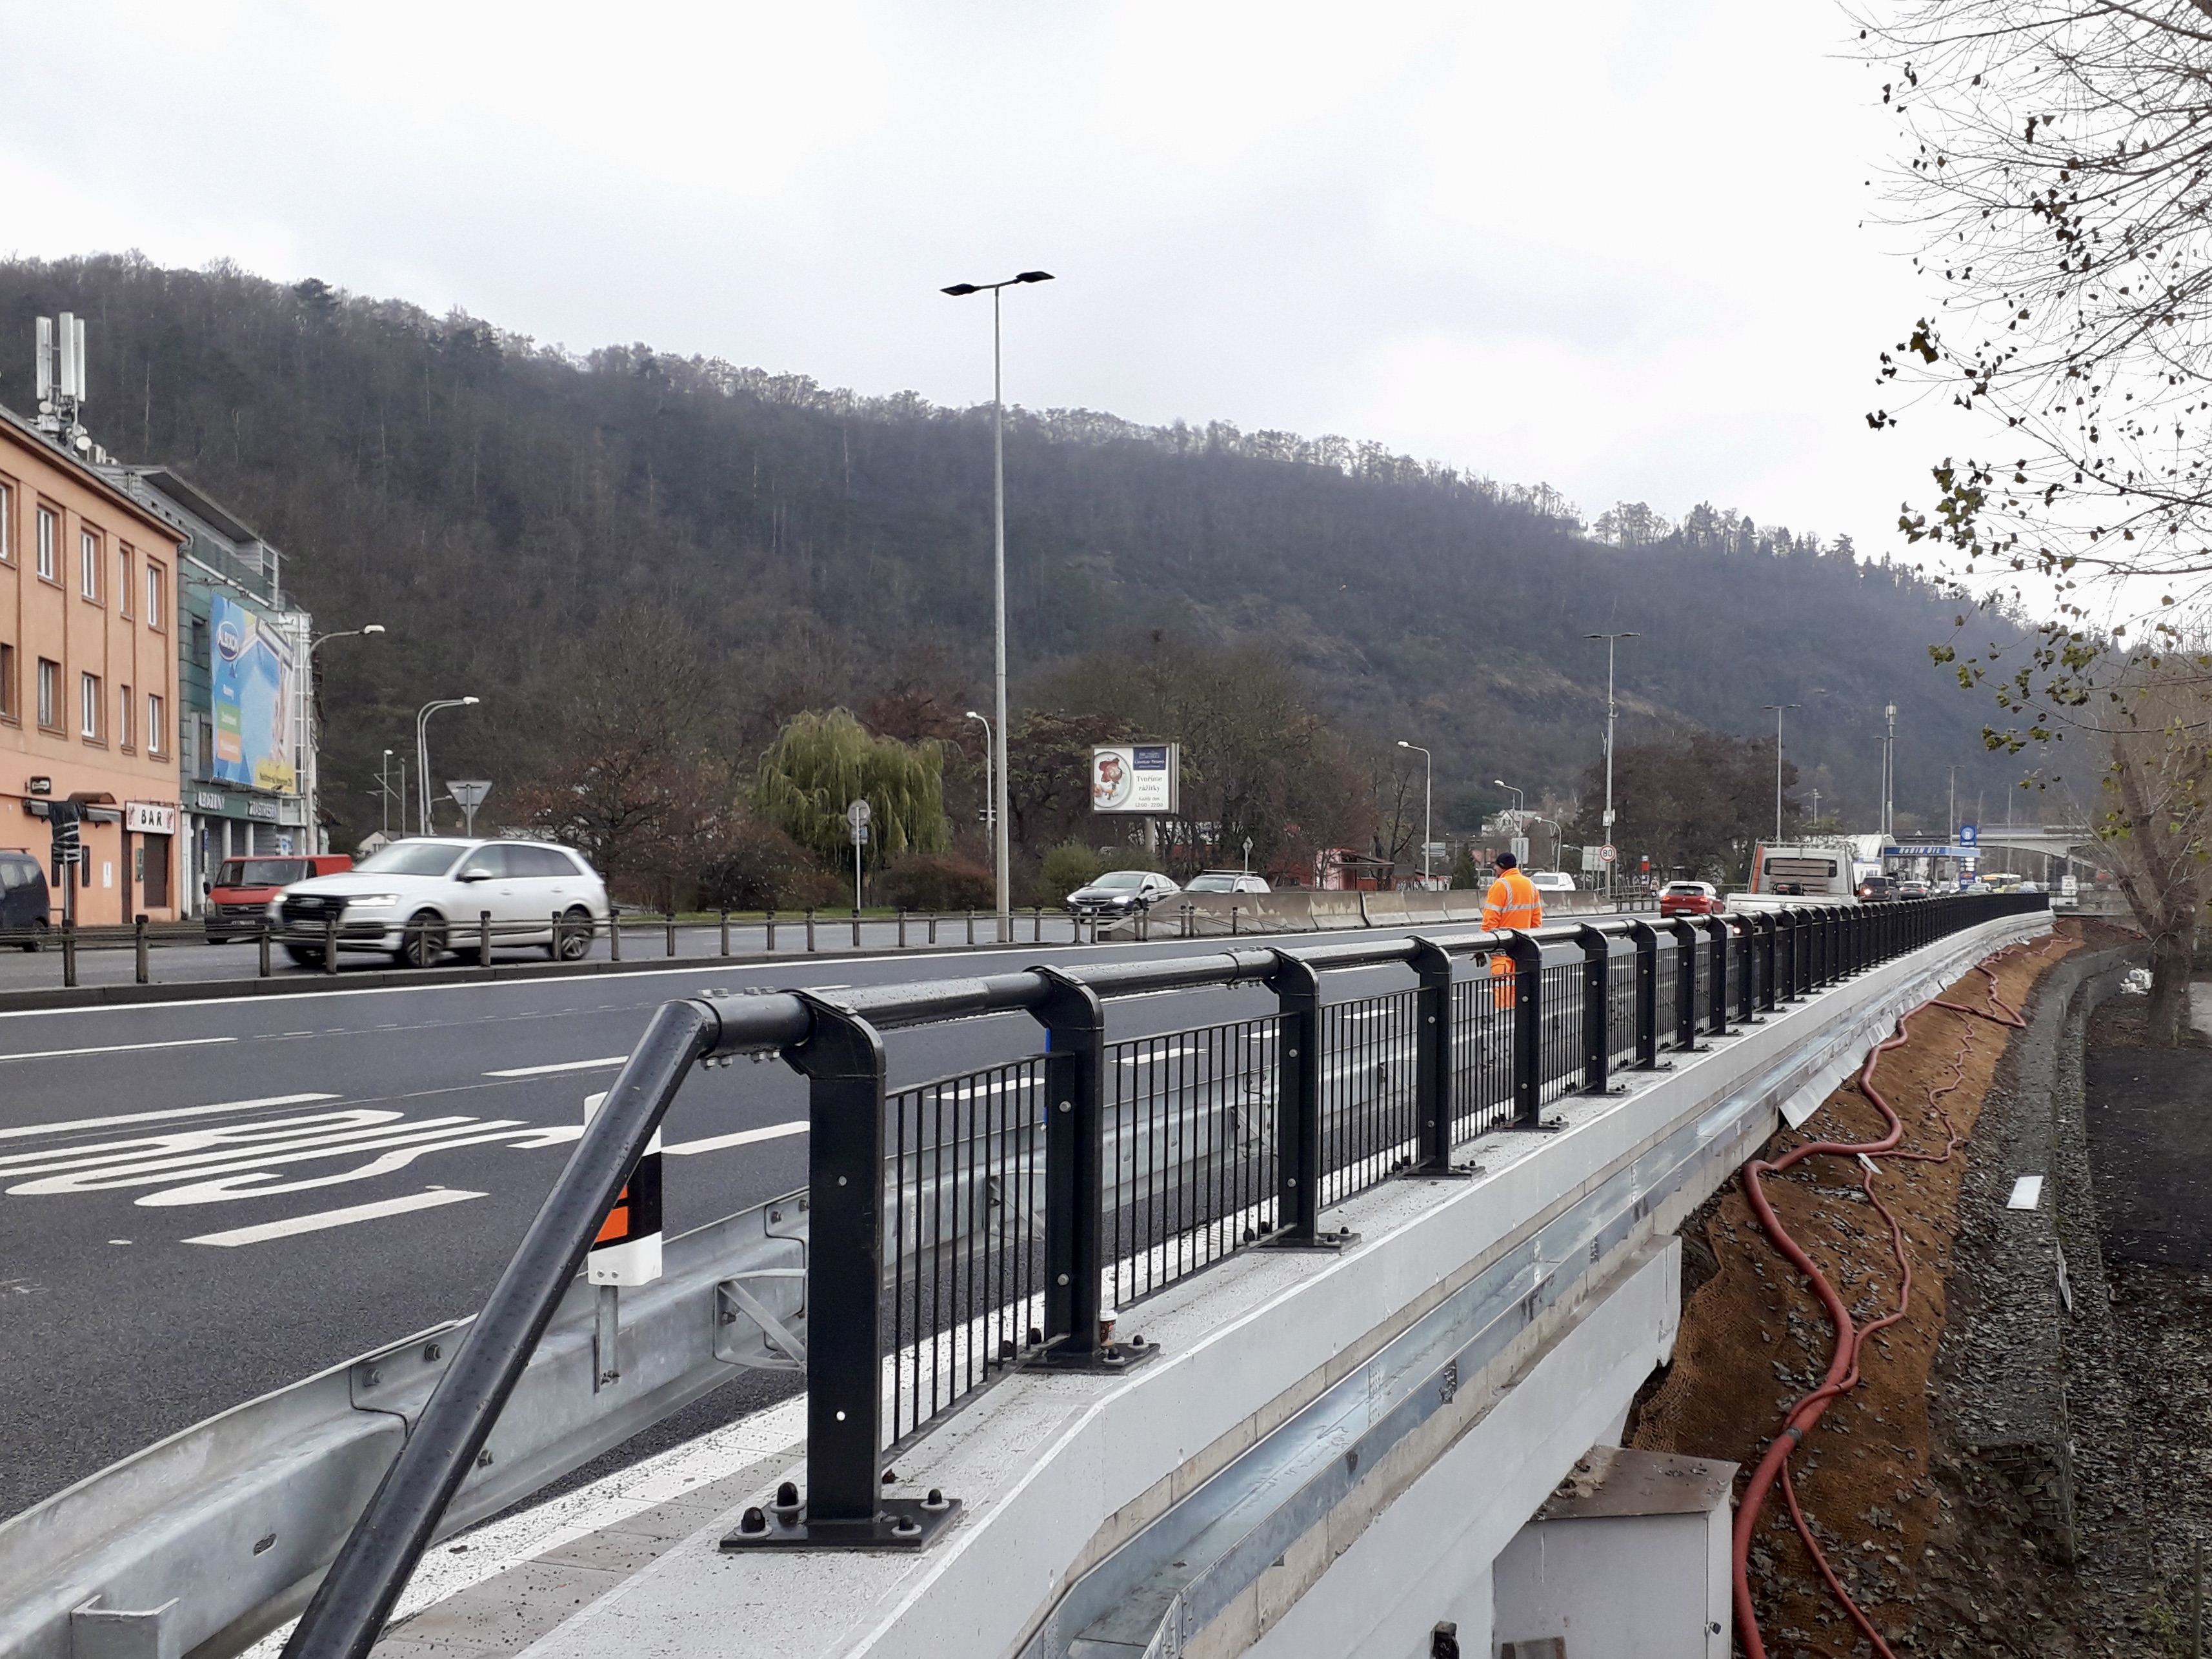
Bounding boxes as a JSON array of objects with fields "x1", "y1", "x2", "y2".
[
  {"x1": 376, "y1": 749, "x2": 396, "y2": 837},
  {"x1": 1583, "y1": 632, "x2": 1638, "y2": 898},
  {"x1": 965, "y1": 710, "x2": 994, "y2": 847},
  {"x1": 1493, "y1": 779, "x2": 1525, "y2": 863},
  {"x1": 415, "y1": 696, "x2": 479, "y2": 836},
  {"x1": 305, "y1": 624, "x2": 385, "y2": 854},
  {"x1": 1762, "y1": 703, "x2": 1800, "y2": 842},
  {"x1": 1882, "y1": 702, "x2": 1898, "y2": 840},
  {"x1": 943, "y1": 268, "x2": 1054, "y2": 941},
  {"x1": 1397, "y1": 740, "x2": 1433, "y2": 881}
]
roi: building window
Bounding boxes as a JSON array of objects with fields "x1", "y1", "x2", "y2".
[
  {"x1": 118, "y1": 547, "x2": 132, "y2": 617},
  {"x1": 36, "y1": 659, "x2": 57, "y2": 729},
  {"x1": 81, "y1": 672, "x2": 101, "y2": 739},
  {"x1": 0, "y1": 642, "x2": 14, "y2": 718},
  {"x1": 119, "y1": 683, "x2": 132, "y2": 749},
  {"x1": 79, "y1": 530, "x2": 99, "y2": 600},
  {"x1": 146, "y1": 692, "x2": 165, "y2": 756},
  {"x1": 145, "y1": 563, "x2": 166, "y2": 630},
  {"x1": 0, "y1": 482, "x2": 12, "y2": 563},
  {"x1": 35, "y1": 508, "x2": 55, "y2": 581}
]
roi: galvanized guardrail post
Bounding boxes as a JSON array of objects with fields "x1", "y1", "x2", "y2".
[
  {"x1": 1406, "y1": 936, "x2": 1457, "y2": 1173},
  {"x1": 1507, "y1": 931, "x2": 1545, "y2": 1127},
  {"x1": 1031, "y1": 967, "x2": 1133, "y2": 1366},
  {"x1": 134, "y1": 916, "x2": 148, "y2": 984},
  {"x1": 478, "y1": 911, "x2": 492, "y2": 969},
  {"x1": 1574, "y1": 923, "x2": 1611, "y2": 1094},
  {"x1": 1625, "y1": 919, "x2": 1662, "y2": 1069},
  {"x1": 1265, "y1": 950, "x2": 1325, "y2": 1240},
  {"x1": 720, "y1": 909, "x2": 730, "y2": 956},
  {"x1": 608, "y1": 913, "x2": 622, "y2": 961},
  {"x1": 767, "y1": 909, "x2": 778, "y2": 950}
]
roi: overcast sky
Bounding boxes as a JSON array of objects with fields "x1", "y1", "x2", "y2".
[{"x1": 1, "y1": 1, "x2": 1985, "y2": 571}]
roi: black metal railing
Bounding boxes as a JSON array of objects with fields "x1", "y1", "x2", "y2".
[{"x1": 281, "y1": 891, "x2": 2050, "y2": 1659}]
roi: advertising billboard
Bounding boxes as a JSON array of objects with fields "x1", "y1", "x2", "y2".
[
  {"x1": 208, "y1": 594, "x2": 299, "y2": 794},
  {"x1": 1091, "y1": 743, "x2": 1180, "y2": 814}
]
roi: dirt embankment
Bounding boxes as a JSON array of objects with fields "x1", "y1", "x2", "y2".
[{"x1": 1631, "y1": 920, "x2": 2144, "y2": 1656}]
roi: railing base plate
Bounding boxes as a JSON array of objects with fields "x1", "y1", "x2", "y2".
[
  {"x1": 1260, "y1": 1227, "x2": 1362, "y2": 1252},
  {"x1": 719, "y1": 1496, "x2": 962, "y2": 1552},
  {"x1": 1019, "y1": 1338, "x2": 1164, "y2": 1375},
  {"x1": 1499, "y1": 1116, "x2": 1567, "y2": 1134},
  {"x1": 1394, "y1": 1161, "x2": 1477, "y2": 1181}
]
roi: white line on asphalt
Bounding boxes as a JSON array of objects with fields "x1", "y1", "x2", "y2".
[
  {"x1": 0, "y1": 1036, "x2": 237, "y2": 1063},
  {"x1": 0, "y1": 1093, "x2": 342, "y2": 1143},
  {"x1": 183, "y1": 1187, "x2": 487, "y2": 1246},
  {"x1": 662, "y1": 1120, "x2": 807, "y2": 1156},
  {"x1": 1119, "y1": 1045, "x2": 1201, "y2": 1065},
  {"x1": 481, "y1": 1056, "x2": 630, "y2": 1078}
]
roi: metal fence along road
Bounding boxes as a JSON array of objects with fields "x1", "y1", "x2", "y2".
[{"x1": 0, "y1": 894, "x2": 2049, "y2": 1659}]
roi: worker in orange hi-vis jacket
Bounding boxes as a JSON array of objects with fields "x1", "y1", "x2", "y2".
[{"x1": 1481, "y1": 851, "x2": 1544, "y2": 1008}]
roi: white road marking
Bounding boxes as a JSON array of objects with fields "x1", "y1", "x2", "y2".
[
  {"x1": 0, "y1": 1094, "x2": 341, "y2": 1143},
  {"x1": 0, "y1": 1036, "x2": 236, "y2": 1064},
  {"x1": 481, "y1": 1056, "x2": 629, "y2": 1078},
  {"x1": 184, "y1": 1188, "x2": 487, "y2": 1247},
  {"x1": 1119, "y1": 1045, "x2": 1201, "y2": 1065},
  {"x1": 662, "y1": 1120, "x2": 807, "y2": 1156},
  {"x1": 2007, "y1": 1174, "x2": 2044, "y2": 1210}
]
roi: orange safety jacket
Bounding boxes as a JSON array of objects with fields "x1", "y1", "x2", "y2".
[{"x1": 1482, "y1": 869, "x2": 1544, "y2": 1006}]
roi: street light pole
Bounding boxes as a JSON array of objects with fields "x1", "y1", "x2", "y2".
[
  {"x1": 965, "y1": 710, "x2": 994, "y2": 847},
  {"x1": 1883, "y1": 702, "x2": 1898, "y2": 840},
  {"x1": 1397, "y1": 740, "x2": 1433, "y2": 881},
  {"x1": 305, "y1": 625, "x2": 385, "y2": 856},
  {"x1": 1584, "y1": 632, "x2": 1638, "y2": 898},
  {"x1": 944, "y1": 270, "x2": 1054, "y2": 941},
  {"x1": 414, "y1": 696, "x2": 479, "y2": 836},
  {"x1": 1762, "y1": 703, "x2": 1800, "y2": 842}
]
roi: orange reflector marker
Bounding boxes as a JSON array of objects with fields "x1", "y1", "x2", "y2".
[{"x1": 583, "y1": 1091, "x2": 663, "y2": 1285}]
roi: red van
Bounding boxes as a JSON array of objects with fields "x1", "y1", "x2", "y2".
[{"x1": 204, "y1": 854, "x2": 354, "y2": 941}]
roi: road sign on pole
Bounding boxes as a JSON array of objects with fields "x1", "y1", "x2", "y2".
[
  {"x1": 1599, "y1": 845, "x2": 1617, "y2": 863},
  {"x1": 447, "y1": 779, "x2": 492, "y2": 837},
  {"x1": 848, "y1": 799, "x2": 871, "y2": 912}
]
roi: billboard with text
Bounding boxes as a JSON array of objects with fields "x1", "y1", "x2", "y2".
[
  {"x1": 1092, "y1": 743, "x2": 1180, "y2": 814},
  {"x1": 208, "y1": 594, "x2": 298, "y2": 794}
]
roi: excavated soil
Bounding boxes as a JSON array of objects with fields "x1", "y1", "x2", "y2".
[{"x1": 1630, "y1": 922, "x2": 2108, "y2": 1656}]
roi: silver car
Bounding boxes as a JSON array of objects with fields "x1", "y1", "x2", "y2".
[
  {"x1": 273, "y1": 837, "x2": 610, "y2": 968},
  {"x1": 1065, "y1": 869, "x2": 1181, "y2": 916}
]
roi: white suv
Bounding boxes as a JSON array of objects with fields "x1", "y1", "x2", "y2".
[{"x1": 274, "y1": 837, "x2": 610, "y2": 968}]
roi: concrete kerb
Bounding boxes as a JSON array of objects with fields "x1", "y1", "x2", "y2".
[{"x1": 489, "y1": 910, "x2": 2049, "y2": 1659}]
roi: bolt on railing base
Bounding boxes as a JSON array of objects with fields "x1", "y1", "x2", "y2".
[
  {"x1": 719, "y1": 1495, "x2": 963, "y2": 1552},
  {"x1": 1018, "y1": 1334, "x2": 1166, "y2": 1376}
]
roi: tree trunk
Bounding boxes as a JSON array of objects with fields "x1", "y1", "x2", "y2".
[{"x1": 2145, "y1": 921, "x2": 2198, "y2": 1047}]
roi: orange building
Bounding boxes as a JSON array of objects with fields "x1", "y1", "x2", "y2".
[{"x1": 0, "y1": 406, "x2": 185, "y2": 927}]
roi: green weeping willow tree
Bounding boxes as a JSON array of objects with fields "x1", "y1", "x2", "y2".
[{"x1": 754, "y1": 709, "x2": 952, "y2": 869}]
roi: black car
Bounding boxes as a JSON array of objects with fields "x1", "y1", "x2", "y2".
[{"x1": 0, "y1": 849, "x2": 52, "y2": 949}]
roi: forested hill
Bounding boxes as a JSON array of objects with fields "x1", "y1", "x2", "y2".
[{"x1": 0, "y1": 254, "x2": 2021, "y2": 842}]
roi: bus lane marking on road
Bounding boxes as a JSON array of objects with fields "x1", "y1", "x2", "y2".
[{"x1": 184, "y1": 1188, "x2": 488, "y2": 1247}]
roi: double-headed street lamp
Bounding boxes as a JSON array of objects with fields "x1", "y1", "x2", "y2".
[
  {"x1": 1763, "y1": 703, "x2": 1801, "y2": 842},
  {"x1": 1397, "y1": 740, "x2": 1433, "y2": 880},
  {"x1": 415, "y1": 697, "x2": 479, "y2": 836},
  {"x1": 943, "y1": 268, "x2": 1054, "y2": 942}
]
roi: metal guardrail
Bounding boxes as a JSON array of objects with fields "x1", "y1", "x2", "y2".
[{"x1": 0, "y1": 894, "x2": 2047, "y2": 1659}]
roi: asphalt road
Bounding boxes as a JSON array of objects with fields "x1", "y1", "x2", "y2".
[{"x1": 0, "y1": 925, "x2": 1453, "y2": 1519}]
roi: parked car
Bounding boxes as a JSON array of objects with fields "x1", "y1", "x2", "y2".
[
  {"x1": 203, "y1": 853, "x2": 354, "y2": 941},
  {"x1": 0, "y1": 849, "x2": 50, "y2": 950},
  {"x1": 1183, "y1": 871, "x2": 1271, "y2": 895},
  {"x1": 1065, "y1": 869, "x2": 1181, "y2": 917},
  {"x1": 1657, "y1": 880, "x2": 1725, "y2": 918},
  {"x1": 1856, "y1": 874, "x2": 1902, "y2": 902},
  {"x1": 273, "y1": 838, "x2": 610, "y2": 967},
  {"x1": 1526, "y1": 870, "x2": 1576, "y2": 894}
]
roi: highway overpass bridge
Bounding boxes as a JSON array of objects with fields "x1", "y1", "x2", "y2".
[{"x1": 0, "y1": 897, "x2": 2053, "y2": 1659}]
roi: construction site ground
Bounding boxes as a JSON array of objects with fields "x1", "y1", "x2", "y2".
[{"x1": 1628, "y1": 917, "x2": 2212, "y2": 1657}]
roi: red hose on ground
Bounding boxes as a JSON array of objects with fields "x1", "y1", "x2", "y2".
[{"x1": 1727, "y1": 936, "x2": 2058, "y2": 1659}]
